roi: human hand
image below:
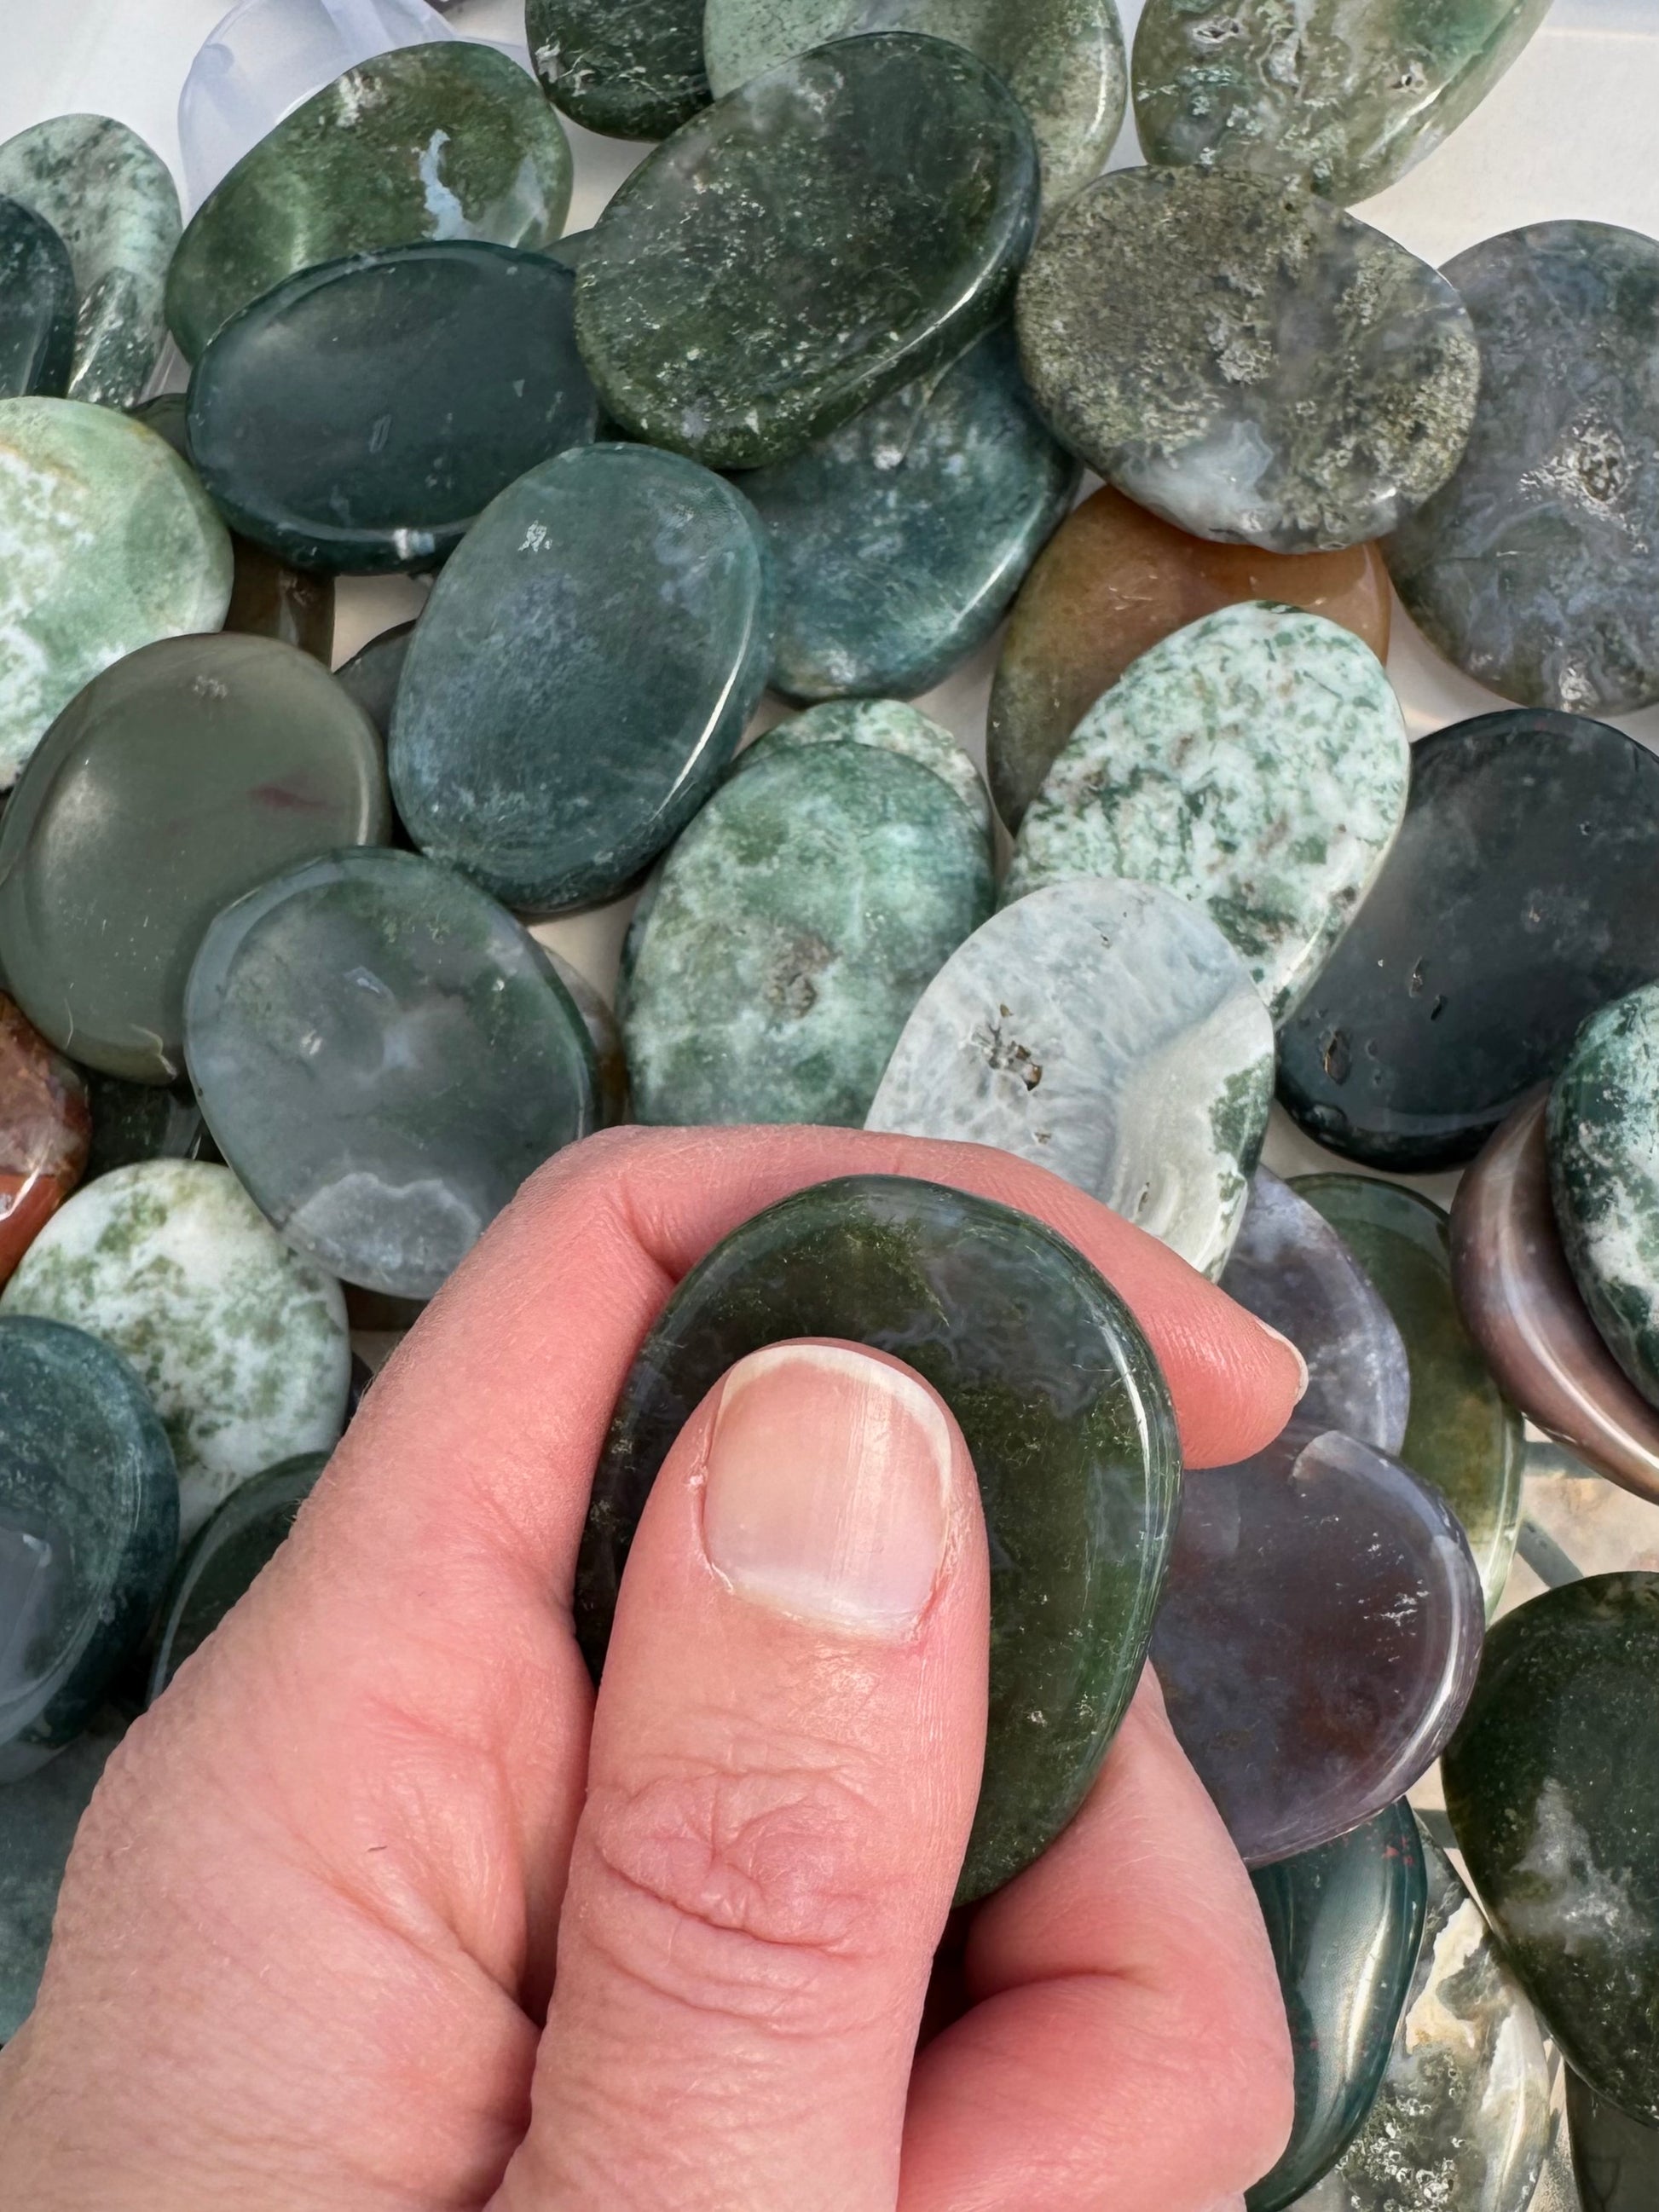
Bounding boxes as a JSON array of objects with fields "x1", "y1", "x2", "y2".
[{"x1": 0, "y1": 1126, "x2": 1301, "y2": 2212}]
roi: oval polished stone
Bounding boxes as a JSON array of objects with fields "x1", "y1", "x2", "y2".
[
  {"x1": 0, "y1": 198, "x2": 73, "y2": 398},
  {"x1": 867, "y1": 878, "x2": 1274, "y2": 1279},
  {"x1": 335, "y1": 621, "x2": 413, "y2": 741},
  {"x1": 0, "y1": 399, "x2": 232, "y2": 788},
  {"x1": 1296, "y1": 1175, "x2": 1523, "y2": 1613},
  {"x1": 622, "y1": 725, "x2": 992, "y2": 1127},
  {"x1": 737, "y1": 696, "x2": 992, "y2": 834},
  {"x1": 1246, "y1": 1802, "x2": 1427, "y2": 2212},
  {"x1": 738, "y1": 327, "x2": 1078, "y2": 703},
  {"x1": 1016, "y1": 168, "x2": 1479, "y2": 554},
  {"x1": 3, "y1": 1161, "x2": 350, "y2": 1540},
  {"x1": 166, "y1": 43, "x2": 573, "y2": 362},
  {"x1": 1006, "y1": 604, "x2": 1408, "y2": 1019},
  {"x1": 0, "y1": 996, "x2": 89, "y2": 1286},
  {"x1": 84, "y1": 1074, "x2": 210, "y2": 1182},
  {"x1": 987, "y1": 487, "x2": 1392, "y2": 832},
  {"x1": 391, "y1": 444, "x2": 772, "y2": 914},
  {"x1": 0, "y1": 115, "x2": 181, "y2": 407},
  {"x1": 0, "y1": 1317, "x2": 176, "y2": 1778},
  {"x1": 185, "y1": 850, "x2": 599, "y2": 1302},
  {"x1": 1569, "y1": 2072, "x2": 1659, "y2": 2211},
  {"x1": 528, "y1": 0, "x2": 708, "y2": 136},
  {"x1": 1388, "y1": 223, "x2": 1659, "y2": 719},
  {"x1": 575, "y1": 33, "x2": 1038, "y2": 470},
  {"x1": 1152, "y1": 1424, "x2": 1484, "y2": 1867},
  {"x1": 148, "y1": 1451, "x2": 327, "y2": 1702},
  {"x1": 1444, "y1": 1575, "x2": 1659, "y2": 2124},
  {"x1": 1452, "y1": 1092, "x2": 1659, "y2": 1507},
  {"x1": 188, "y1": 243, "x2": 598, "y2": 576},
  {"x1": 0, "y1": 633, "x2": 391, "y2": 1084},
  {"x1": 0, "y1": 1708, "x2": 124, "y2": 2040},
  {"x1": 1279, "y1": 712, "x2": 1659, "y2": 1171},
  {"x1": 577, "y1": 1173, "x2": 1182, "y2": 1901}
]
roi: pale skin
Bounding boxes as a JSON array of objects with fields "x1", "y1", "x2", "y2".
[{"x1": 0, "y1": 1126, "x2": 1300, "y2": 2210}]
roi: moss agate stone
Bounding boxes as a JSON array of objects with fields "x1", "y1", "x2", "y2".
[
  {"x1": 529, "y1": 0, "x2": 709, "y2": 136},
  {"x1": 84, "y1": 1076, "x2": 209, "y2": 1182},
  {"x1": 334, "y1": 621, "x2": 413, "y2": 740},
  {"x1": 0, "y1": 199, "x2": 73, "y2": 399},
  {"x1": 0, "y1": 996, "x2": 89, "y2": 1288},
  {"x1": 739, "y1": 326, "x2": 1078, "y2": 702},
  {"x1": 1016, "y1": 168, "x2": 1479, "y2": 554},
  {"x1": 577, "y1": 1173, "x2": 1182, "y2": 1900},
  {"x1": 0, "y1": 1708, "x2": 124, "y2": 2040},
  {"x1": 1570, "y1": 2073, "x2": 1659, "y2": 2211},
  {"x1": 575, "y1": 34, "x2": 1038, "y2": 470},
  {"x1": 737, "y1": 697, "x2": 991, "y2": 832},
  {"x1": 166, "y1": 43, "x2": 572, "y2": 362},
  {"x1": 148, "y1": 1452, "x2": 327, "y2": 1701}
]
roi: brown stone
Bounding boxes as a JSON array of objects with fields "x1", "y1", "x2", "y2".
[
  {"x1": 0, "y1": 993, "x2": 90, "y2": 1283},
  {"x1": 224, "y1": 540, "x2": 333, "y2": 666}
]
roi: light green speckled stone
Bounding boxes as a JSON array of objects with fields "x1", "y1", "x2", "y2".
[
  {"x1": 2, "y1": 1162, "x2": 350, "y2": 1540},
  {"x1": 1005, "y1": 603, "x2": 1408, "y2": 1020},
  {"x1": 736, "y1": 699, "x2": 991, "y2": 835}
]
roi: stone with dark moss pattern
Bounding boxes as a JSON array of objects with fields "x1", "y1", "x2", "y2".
[{"x1": 528, "y1": 0, "x2": 709, "y2": 137}]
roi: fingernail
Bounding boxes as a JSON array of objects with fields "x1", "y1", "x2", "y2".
[
  {"x1": 1256, "y1": 1320, "x2": 1309, "y2": 1404},
  {"x1": 703, "y1": 1343, "x2": 952, "y2": 1634}
]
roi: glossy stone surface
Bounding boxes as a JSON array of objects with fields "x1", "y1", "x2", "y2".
[
  {"x1": 1280, "y1": 712, "x2": 1659, "y2": 1171},
  {"x1": 575, "y1": 34, "x2": 1038, "y2": 470},
  {"x1": 1221, "y1": 1170, "x2": 1409, "y2": 1456},
  {"x1": 0, "y1": 199, "x2": 73, "y2": 398},
  {"x1": 1296, "y1": 1175, "x2": 1523, "y2": 1613},
  {"x1": 870, "y1": 878, "x2": 1272, "y2": 1277},
  {"x1": 0, "y1": 116, "x2": 181, "y2": 407},
  {"x1": 0, "y1": 633, "x2": 391, "y2": 1085},
  {"x1": 166, "y1": 43, "x2": 572, "y2": 362},
  {"x1": 0, "y1": 1709, "x2": 124, "y2": 2041},
  {"x1": 622, "y1": 722, "x2": 991, "y2": 1127},
  {"x1": 1153, "y1": 1424, "x2": 1484, "y2": 1866},
  {"x1": 184, "y1": 850, "x2": 598, "y2": 1301},
  {"x1": 1133, "y1": 0, "x2": 1550, "y2": 206},
  {"x1": 528, "y1": 0, "x2": 708, "y2": 136},
  {"x1": 1016, "y1": 168, "x2": 1479, "y2": 554},
  {"x1": 148, "y1": 1452, "x2": 327, "y2": 1701},
  {"x1": 1246, "y1": 1802, "x2": 1427, "y2": 2212},
  {"x1": 334, "y1": 621, "x2": 413, "y2": 739},
  {"x1": 3, "y1": 1162, "x2": 350, "y2": 1540},
  {"x1": 84, "y1": 1076, "x2": 210, "y2": 1182},
  {"x1": 987, "y1": 487, "x2": 1392, "y2": 832},
  {"x1": 0, "y1": 1317, "x2": 176, "y2": 1777},
  {"x1": 737, "y1": 696, "x2": 991, "y2": 833},
  {"x1": 703, "y1": 0, "x2": 1125, "y2": 207},
  {"x1": 0, "y1": 399, "x2": 232, "y2": 788},
  {"x1": 738, "y1": 327, "x2": 1078, "y2": 702},
  {"x1": 391, "y1": 444, "x2": 772, "y2": 913},
  {"x1": 1444, "y1": 1575, "x2": 1659, "y2": 2124},
  {"x1": 1569, "y1": 2072, "x2": 1659, "y2": 2211},
  {"x1": 1389, "y1": 224, "x2": 1659, "y2": 719},
  {"x1": 578, "y1": 1173, "x2": 1182, "y2": 1901},
  {"x1": 1006, "y1": 604, "x2": 1407, "y2": 1019},
  {"x1": 0, "y1": 997, "x2": 89, "y2": 1287}
]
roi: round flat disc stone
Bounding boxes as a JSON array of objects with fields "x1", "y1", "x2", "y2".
[
  {"x1": 0, "y1": 1707, "x2": 124, "y2": 2039},
  {"x1": 576, "y1": 1172, "x2": 1182, "y2": 1901},
  {"x1": 1279, "y1": 710, "x2": 1659, "y2": 1171},
  {"x1": 2, "y1": 1161, "x2": 350, "y2": 1540},
  {"x1": 1016, "y1": 167, "x2": 1479, "y2": 553},
  {"x1": 867, "y1": 877, "x2": 1275, "y2": 1279},
  {"x1": 528, "y1": 0, "x2": 709, "y2": 136},
  {"x1": 1569, "y1": 2072, "x2": 1659, "y2": 2211},
  {"x1": 575, "y1": 33, "x2": 1038, "y2": 470},
  {"x1": 184, "y1": 849, "x2": 599, "y2": 1302},
  {"x1": 148, "y1": 1451, "x2": 327, "y2": 1701},
  {"x1": 0, "y1": 197, "x2": 74, "y2": 398},
  {"x1": 0, "y1": 632, "x2": 391, "y2": 1084},
  {"x1": 165, "y1": 43, "x2": 572, "y2": 363},
  {"x1": 0, "y1": 398, "x2": 232, "y2": 788},
  {"x1": 0, "y1": 1316, "x2": 176, "y2": 1776},
  {"x1": 1388, "y1": 222, "x2": 1659, "y2": 718},
  {"x1": 0, "y1": 995, "x2": 89, "y2": 1286},
  {"x1": 390, "y1": 443, "x2": 772, "y2": 913},
  {"x1": 1005, "y1": 602, "x2": 1408, "y2": 1019}
]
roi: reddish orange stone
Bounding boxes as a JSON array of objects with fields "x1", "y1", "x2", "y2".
[{"x1": 0, "y1": 994, "x2": 90, "y2": 1282}]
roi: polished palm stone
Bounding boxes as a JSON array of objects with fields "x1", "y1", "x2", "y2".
[
  {"x1": 578, "y1": 1172, "x2": 1182, "y2": 1901},
  {"x1": 988, "y1": 488, "x2": 1392, "y2": 833},
  {"x1": 1005, "y1": 604, "x2": 1408, "y2": 1020},
  {"x1": 1016, "y1": 168, "x2": 1479, "y2": 555},
  {"x1": 1132, "y1": 0, "x2": 1551, "y2": 206},
  {"x1": 0, "y1": 116, "x2": 181, "y2": 407},
  {"x1": 1388, "y1": 224, "x2": 1659, "y2": 719},
  {"x1": 0, "y1": 1708, "x2": 124, "y2": 2041},
  {"x1": 390, "y1": 444, "x2": 772, "y2": 913},
  {"x1": 1569, "y1": 2072, "x2": 1659, "y2": 2211},
  {"x1": 0, "y1": 399, "x2": 232, "y2": 788},
  {"x1": 184, "y1": 849, "x2": 599, "y2": 1301},
  {"x1": 735, "y1": 697, "x2": 991, "y2": 834},
  {"x1": 1444, "y1": 1575, "x2": 1659, "y2": 2124},
  {"x1": 334, "y1": 622, "x2": 414, "y2": 739},
  {"x1": 868, "y1": 878, "x2": 1272, "y2": 1278},
  {"x1": 737, "y1": 326, "x2": 1078, "y2": 702},
  {"x1": 166, "y1": 43, "x2": 572, "y2": 362},
  {"x1": 0, "y1": 633, "x2": 391, "y2": 1085},
  {"x1": 1246, "y1": 1802, "x2": 1427, "y2": 2212},
  {"x1": 1152, "y1": 1424, "x2": 1483, "y2": 1866},
  {"x1": 147, "y1": 1452, "x2": 327, "y2": 1702},
  {"x1": 575, "y1": 34, "x2": 1038, "y2": 470},
  {"x1": 529, "y1": 0, "x2": 708, "y2": 136},
  {"x1": 1221, "y1": 1170, "x2": 1409, "y2": 1457},
  {"x1": 1280, "y1": 712, "x2": 1659, "y2": 1171},
  {"x1": 0, "y1": 199, "x2": 73, "y2": 399},
  {"x1": 0, "y1": 996, "x2": 89, "y2": 1287},
  {"x1": 84, "y1": 1076, "x2": 210, "y2": 1182},
  {"x1": 703, "y1": 0, "x2": 1124, "y2": 207},
  {"x1": 1296, "y1": 1175, "x2": 1523, "y2": 1613}
]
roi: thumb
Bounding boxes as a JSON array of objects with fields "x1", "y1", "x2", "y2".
[{"x1": 493, "y1": 1340, "x2": 989, "y2": 2212}]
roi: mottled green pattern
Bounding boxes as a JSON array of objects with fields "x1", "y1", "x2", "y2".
[
  {"x1": 0, "y1": 1709, "x2": 124, "y2": 2041},
  {"x1": 148, "y1": 1453, "x2": 327, "y2": 1701},
  {"x1": 529, "y1": 0, "x2": 709, "y2": 136},
  {"x1": 737, "y1": 698, "x2": 991, "y2": 833},
  {"x1": 0, "y1": 199, "x2": 73, "y2": 398}
]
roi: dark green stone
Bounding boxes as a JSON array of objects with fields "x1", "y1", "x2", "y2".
[
  {"x1": 528, "y1": 0, "x2": 710, "y2": 137},
  {"x1": 83, "y1": 1074, "x2": 211, "y2": 1181},
  {"x1": 147, "y1": 1452, "x2": 327, "y2": 1702},
  {"x1": 575, "y1": 33, "x2": 1038, "y2": 470},
  {"x1": 0, "y1": 198, "x2": 73, "y2": 398},
  {"x1": 576, "y1": 1173, "x2": 1182, "y2": 1901},
  {"x1": 1570, "y1": 2071, "x2": 1659, "y2": 2210},
  {"x1": 0, "y1": 1707, "x2": 124, "y2": 2042},
  {"x1": 335, "y1": 622, "x2": 414, "y2": 741}
]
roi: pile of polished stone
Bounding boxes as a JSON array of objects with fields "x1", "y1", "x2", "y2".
[{"x1": 3, "y1": 0, "x2": 1659, "y2": 2201}]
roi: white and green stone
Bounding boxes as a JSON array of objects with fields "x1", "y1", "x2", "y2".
[
  {"x1": 734, "y1": 698, "x2": 991, "y2": 835},
  {"x1": 1005, "y1": 604, "x2": 1409, "y2": 1020}
]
